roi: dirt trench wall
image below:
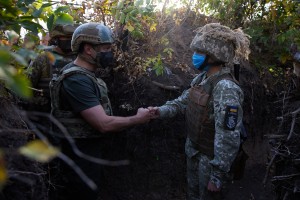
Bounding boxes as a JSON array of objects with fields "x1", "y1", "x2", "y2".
[{"x1": 0, "y1": 95, "x2": 48, "y2": 200}]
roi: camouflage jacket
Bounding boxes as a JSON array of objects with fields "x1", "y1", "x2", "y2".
[
  {"x1": 158, "y1": 67, "x2": 244, "y2": 186},
  {"x1": 24, "y1": 51, "x2": 76, "y2": 111},
  {"x1": 26, "y1": 51, "x2": 76, "y2": 93}
]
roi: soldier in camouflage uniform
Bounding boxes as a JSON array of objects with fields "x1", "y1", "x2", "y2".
[
  {"x1": 49, "y1": 22, "x2": 151, "y2": 200},
  {"x1": 26, "y1": 24, "x2": 78, "y2": 111},
  {"x1": 149, "y1": 23, "x2": 250, "y2": 200}
]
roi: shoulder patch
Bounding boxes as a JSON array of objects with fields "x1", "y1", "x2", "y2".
[{"x1": 224, "y1": 105, "x2": 238, "y2": 131}]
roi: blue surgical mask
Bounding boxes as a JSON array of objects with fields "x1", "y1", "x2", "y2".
[{"x1": 192, "y1": 53, "x2": 206, "y2": 69}]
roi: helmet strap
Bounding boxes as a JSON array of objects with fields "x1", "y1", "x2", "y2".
[
  {"x1": 78, "y1": 53, "x2": 97, "y2": 65},
  {"x1": 207, "y1": 61, "x2": 225, "y2": 67},
  {"x1": 206, "y1": 55, "x2": 225, "y2": 67},
  {"x1": 198, "y1": 54, "x2": 209, "y2": 70}
]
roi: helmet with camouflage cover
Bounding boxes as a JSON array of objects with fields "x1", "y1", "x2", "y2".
[
  {"x1": 50, "y1": 24, "x2": 79, "y2": 39},
  {"x1": 71, "y1": 22, "x2": 114, "y2": 52},
  {"x1": 190, "y1": 23, "x2": 250, "y2": 64}
]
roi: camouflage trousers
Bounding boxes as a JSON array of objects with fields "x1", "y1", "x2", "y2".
[{"x1": 186, "y1": 139, "x2": 223, "y2": 200}]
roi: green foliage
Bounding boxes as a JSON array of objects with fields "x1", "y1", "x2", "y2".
[
  {"x1": 163, "y1": 47, "x2": 174, "y2": 59},
  {"x1": 145, "y1": 54, "x2": 164, "y2": 75},
  {"x1": 268, "y1": 65, "x2": 284, "y2": 78},
  {"x1": 0, "y1": 47, "x2": 32, "y2": 98},
  {"x1": 111, "y1": 0, "x2": 157, "y2": 38},
  {"x1": 0, "y1": 0, "x2": 75, "y2": 99}
]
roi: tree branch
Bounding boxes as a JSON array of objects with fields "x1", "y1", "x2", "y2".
[
  {"x1": 263, "y1": 153, "x2": 277, "y2": 185},
  {"x1": 152, "y1": 80, "x2": 180, "y2": 91},
  {"x1": 25, "y1": 111, "x2": 130, "y2": 166},
  {"x1": 271, "y1": 173, "x2": 300, "y2": 181}
]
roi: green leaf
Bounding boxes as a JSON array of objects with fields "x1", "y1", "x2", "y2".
[
  {"x1": 54, "y1": 6, "x2": 70, "y2": 14},
  {"x1": 120, "y1": 12, "x2": 126, "y2": 24},
  {"x1": 19, "y1": 6, "x2": 29, "y2": 13},
  {"x1": 0, "y1": 49, "x2": 11, "y2": 66},
  {"x1": 47, "y1": 14, "x2": 55, "y2": 31},
  {"x1": 24, "y1": 0, "x2": 35, "y2": 5},
  {"x1": 130, "y1": 9, "x2": 139, "y2": 16},
  {"x1": 10, "y1": 52, "x2": 28, "y2": 66},
  {"x1": 0, "y1": 65, "x2": 32, "y2": 98},
  {"x1": 10, "y1": 24, "x2": 21, "y2": 35},
  {"x1": 19, "y1": 140, "x2": 59, "y2": 163},
  {"x1": 123, "y1": 6, "x2": 134, "y2": 14},
  {"x1": 135, "y1": 0, "x2": 143, "y2": 7},
  {"x1": 132, "y1": 30, "x2": 143, "y2": 38},
  {"x1": 0, "y1": 0, "x2": 13, "y2": 7},
  {"x1": 19, "y1": 20, "x2": 43, "y2": 34},
  {"x1": 130, "y1": 16, "x2": 139, "y2": 23},
  {"x1": 115, "y1": 10, "x2": 120, "y2": 20},
  {"x1": 117, "y1": 1, "x2": 124, "y2": 9},
  {"x1": 155, "y1": 66, "x2": 163, "y2": 76},
  {"x1": 32, "y1": 7, "x2": 44, "y2": 18},
  {"x1": 125, "y1": 15, "x2": 129, "y2": 23},
  {"x1": 19, "y1": 16, "x2": 35, "y2": 20},
  {"x1": 127, "y1": 24, "x2": 134, "y2": 32},
  {"x1": 111, "y1": 7, "x2": 116, "y2": 16},
  {"x1": 55, "y1": 13, "x2": 74, "y2": 25},
  {"x1": 10, "y1": 73, "x2": 32, "y2": 98},
  {"x1": 41, "y1": 3, "x2": 54, "y2": 8}
]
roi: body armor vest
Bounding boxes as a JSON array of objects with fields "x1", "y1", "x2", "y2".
[
  {"x1": 37, "y1": 53, "x2": 76, "y2": 97},
  {"x1": 186, "y1": 73, "x2": 237, "y2": 158},
  {"x1": 50, "y1": 65, "x2": 113, "y2": 138}
]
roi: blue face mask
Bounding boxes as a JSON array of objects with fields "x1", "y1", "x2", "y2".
[{"x1": 192, "y1": 53, "x2": 206, "y2": 70}]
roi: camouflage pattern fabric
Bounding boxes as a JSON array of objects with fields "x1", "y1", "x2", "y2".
[
  {"x1": 158, "y1": 67, "x2": 243, "y2": 200},
  {"x1": 27, "y1": 52, "x2": 76, "y2": 89},
  {"x1": 71, "y1": 23, "x2": 114, "y2": 52},
  {"x1": 25, "y1": 51, "x2": 76, "y2": 111},
  {"x1": 190, "y1": 23, "x2": 250, "y2": 65},
  {"x1": 26, "y1": 53, "x2": 52, "y2": 88},
  {"x1": 50, "y1": 24, "x2": 78, "y2": 39}
]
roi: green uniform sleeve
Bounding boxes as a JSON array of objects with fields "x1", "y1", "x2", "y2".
[
  {"x1": 62, "y1": 74, "x2": 101, "y2": 113},
  {"x1": 209, "y1": 79, "x2": 243, "y2": 188}
]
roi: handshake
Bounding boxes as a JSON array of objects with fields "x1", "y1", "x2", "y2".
[{"x1": 135, "y1": 106, "x2": 160, "y2": 124}]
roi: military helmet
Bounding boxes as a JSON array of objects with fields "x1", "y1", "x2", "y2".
[
  {"x1": 190, "y1": 23, "x2": 250, "y2": 64},
  {"x1": 71, "y1": 22, "x2": 114, "y2": 52},
  {"x1": 50, "y1": 24, "x2": 78, "y2": 39}
]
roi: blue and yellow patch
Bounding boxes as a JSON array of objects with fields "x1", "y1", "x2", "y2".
[{"x1": 224, "y1": 105, "x2": 238, "y2": 131}]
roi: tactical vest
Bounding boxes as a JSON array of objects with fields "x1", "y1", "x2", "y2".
[
  {"x1": 186, "y1": 73, "x2": 238, "y2": 158},
  {"x1": 50, "y1": 65, "x2": 113, "y2": 138},
  {"x1": 37, "y1": 53, "x2": 76, "y2": 97}
]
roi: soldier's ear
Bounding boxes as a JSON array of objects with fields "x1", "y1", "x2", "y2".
[{"x1": 84, "y1": 43, "x2": 95, "y2": 55}]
